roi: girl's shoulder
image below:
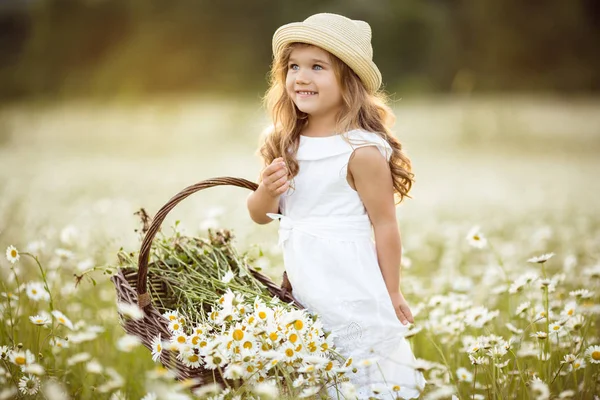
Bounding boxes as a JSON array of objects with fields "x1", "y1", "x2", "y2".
[{"x1": 344, "y1": 129, "x2": 393, "y2": 161}]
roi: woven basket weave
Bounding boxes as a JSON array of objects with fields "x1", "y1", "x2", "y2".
[{"x1": 110, "y1": 177, "x2": 304, "y2": 388}]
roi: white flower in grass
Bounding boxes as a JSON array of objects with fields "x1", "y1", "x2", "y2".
[
  {"x1": 568, "y1": 358, "x2": 586, "y2": 372},
  {"x1": 584, "y1": 345, "x2": 600, "y2": 364},
  {"x1": 6, "y1": 245, "x2": 20, "y2": 264},
  {"x1": 221, "y1": 270, "x2": 235, "y2": 284},
  {"x1": 26, "y1": 282, "x2": 50, "y2": 302},
  {"x1": 253, "y1": 381, "x2": 279, "y2": 399},
  {"x1": 41, "y1": 379, "x2": 69, "y2": 400},
  {"x1": 141, "y1": 393, "x2": 157, "y2": 400},
  {"x1": 299, "y1": 386, "x2": 321, "y2": 398},
  {"x1": 561, "y1": 354, "x2": 576, "y2": 365},
  {"x1": 531, "y1": 331, "x2": 548, "y2": 340},
  {"x1": 466, "y1": 226, "x2": 487, "y2": 249},
  {"x1": 9, "y1": 349, "x2": 35, "y2": 366},
  {"x1": 549, "y1": 322, "x2": 563, "y2": 334},
  {"x1": 29, "y1": 314, "x2": 51, "y2": 326},
  {"x1": 151, "y1": 334, "x2": 163, "y2": 362},
  {"x1": 527, "y1": 252, "x2": 555, "y2": 264},
  {"x1": 530, "y1": 376, "x2": 550, "y2": 399},
  {"x1": 67, "y1": 352, "x2": 91, "y2": 366},
  {"x1": 569, "y1": 289, "x2": 594, "y2": 299},
  {"x1": 117, "y1": 302, "x2": 144, "y2": 320},
  {"x1": 86, "y1": 359, "x2": 103, "y2": 374},
  {"x1": 51, "y1": 310, "x2": 74, "y2": 330},
  {"x1": 116, "y1": 334, "x2": 141, "y2": 352},
  {"x1": 49, "y1": 337, "x2": 69, "y2": 352},
  {"x1": 60, "y1": 225, "x2": 79, "y2": 246},
  {"x1": 23, "y1": 363, "x2": 45, "y2": 376},
  {"x1": 558, "y1": 390, "x2": 575, "y2": 399},
  {"x1": 456, "y1": 367, "x2": 473, "y2": 382},
  {"x1": 18, "y1": 374, "x2": 40, "y2": 395}
]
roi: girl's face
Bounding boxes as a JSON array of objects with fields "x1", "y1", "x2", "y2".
[{"x1": 285, "y1": 45, "x2": 343, "y2": 119}]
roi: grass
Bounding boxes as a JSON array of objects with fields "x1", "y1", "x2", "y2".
[{"x1": 0, "y1": 94, "x2": 599, "y2": 399}]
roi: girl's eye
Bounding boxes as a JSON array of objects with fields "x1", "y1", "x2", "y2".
[{"x1": 289, "y1": 64, "x2": 323, "y2": 70}]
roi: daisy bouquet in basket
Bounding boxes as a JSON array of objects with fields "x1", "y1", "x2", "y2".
[{"x1": 115, "y1": 223, "x2": 360, "y2": 398}]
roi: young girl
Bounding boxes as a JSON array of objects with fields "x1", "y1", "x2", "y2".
[{"x1": 247, "y1": 12, "x2": 427, "y2": 399}]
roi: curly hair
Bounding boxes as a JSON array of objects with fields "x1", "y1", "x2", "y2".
[{"x1": 256, "y1": 42, "x2": 415, "y2": 204}]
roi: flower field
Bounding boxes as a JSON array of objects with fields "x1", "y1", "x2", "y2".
[{"x1": 0, "y1": 96, "x2": 599, "y2": 399}]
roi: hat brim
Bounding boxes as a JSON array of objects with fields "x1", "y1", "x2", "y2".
[{"x1": 272, "y1": 23, "x2": 382, "y2": 94}]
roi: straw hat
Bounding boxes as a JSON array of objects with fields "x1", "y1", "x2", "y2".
[{"x1": 272, "y1": 13, "x2": 382, "y2": 94}]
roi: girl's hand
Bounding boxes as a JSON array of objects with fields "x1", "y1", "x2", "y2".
[
  {"x1": 261, "y1": 157, "x2": 290, "y2": 198},
  {"x1": 390, "y1": 291, "x2": 414, "y2": 326}
]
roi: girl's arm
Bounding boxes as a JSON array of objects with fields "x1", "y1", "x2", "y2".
[{"x1": 348, "y1": 146, "x2": 414, "y2": 325}]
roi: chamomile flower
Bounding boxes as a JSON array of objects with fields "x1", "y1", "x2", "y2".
[
  {"x1": 180, "y1": 351, "x2": 203, "y2": 369},
  {"x1": 29, "y1": 314, "x2": 51, "y2": 326},
  {"x1": 67, "y1": 352, "x2": 91, "y2": 366},
  {"x1": 51, "y1": 310, "x2": 74, "y2": 330},
  {"x1": 168, "y1": 319, "x2": 184, "y2": 333},
  {"x1": 18, "y1": 374, "x2": 40, "y2": 395},
  {"x1": 531, "y1": 331, "x2": 548, "y2": 340},
  {"x1": 205, "y1": 352, "x2": 227, "y2": 369},
  {"x1": 584, "y1": 345, "x2": 600, "y2": 364},
  {"x1": 527, "y1": 252, "x2": 555, "y2": 264},
  {"x1": 116, "y1": 334, "x2": 141, "y2": 352},
  {"x1": 6, "y1": 245, "x2": 20, "y2": 264},
  {"x1": 549, "y1": 322, "x2": 563, "y2": 333},
  {"x1": 26, "y1": 282, "x2": 50, "y2": 302},
  {"x1": 466, "y1": 226, "x2": 487, "y2": 249},
  {"x1": 21, "y1": 363, "x2": 45, "y2": 376},
  {"x1": 221, "y1": 270, "x2": 235, "y2": 284},
  {"x1": 456, "y1": 367, "x2": 473, "y2": 382},
  {"x1": 253, "y1": 381, "x2": 279, "y2": 399},
  {"x1": 86, "y1": 359, "x2": 104, "y2": 374},
  {"x1": 151, "y1": 334, "x2": 163, "y2": 362},
  {"x1": 9, "y1": 349, "x2": 35, "y2": 366},
  {"x1": 117, "y1": 302, "x2": 144, "y2": 320},
  {"x1": 299, "y1": 386, "x2": 321, "y2": 398},
  {"x1": 163, "y1": 310, "x2": 180, "y2": 322},
  {"x1": 569, "y1": 289, "x2": 594, "y2": 299}
]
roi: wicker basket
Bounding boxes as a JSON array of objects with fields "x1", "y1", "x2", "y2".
[{"x1": 110, "y1": 177, "x2": 304, "y2": 389}]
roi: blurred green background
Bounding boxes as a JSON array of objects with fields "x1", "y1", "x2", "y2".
[{"x1": 0, "y1": 0, "x2": 599, "y2": 100}]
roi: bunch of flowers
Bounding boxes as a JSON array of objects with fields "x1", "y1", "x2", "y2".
[{"x1": 150, "y1": 288, "x2": 358, "y2": 398}]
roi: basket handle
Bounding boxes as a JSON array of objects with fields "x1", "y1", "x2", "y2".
[{"x1": 136, "y1": 177, "x2": 262, "y2": 308}]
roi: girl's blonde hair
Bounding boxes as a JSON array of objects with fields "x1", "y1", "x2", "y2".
[{"x1": 257, "y1": 42, "x2": 415, "y2": 204}]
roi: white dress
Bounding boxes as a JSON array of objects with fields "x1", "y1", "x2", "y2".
[{"x1": 266, "y1": 129, "x2": 427, "y2": 399}]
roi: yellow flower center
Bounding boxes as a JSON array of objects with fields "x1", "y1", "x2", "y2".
[
  {"x1": 15, "y1": 356, "x2": 26, "y2": 365},
  {"x1": 191, "y1": 336, "x2": 199, "y2": 345},
  {"x1": 243, "y1": 341, "x2": 252, "y2": 349},
  {"x1": 393, "y1": 385, "x2": 401, "y2": 392},
  {"x1": 32, "y1": 289, "x2": 37, "y2": 294},
  {"x1": 188, "y1": 354, "x2": 199, "y2": 362},
  {"x1": 289, "y1": 333, "x2": 298, "y2": 343},
  {"x1": 59, "y1": 317, "x2": 66, "y2": 324},
  {"x1": 294, "y1": 320, "x2": 304, "y2": 330},
  {"x1": 592, "y1": 351, "x2": 600, "y2": 361},
  {"x1": 177, "y1": 336, "x2": 186, "y2": 343},
  {"x1": 325, "y1": 361, "x2": 333, "y2": 371},
  {"x1": 285, "y1": 348, "x2": 294, "y2": 357},
  {"x1": 552, "y1": 325, "x2": 560, "y2": 331},
  {"x1": 169, "y1": 315, "x2": 176, "y2": 320},
  {"x1": 269, "y1": 332, "x2": 278, "y2": 341},
  {"x1": 473, "y1": 235, "x2": 480, "y2": 241},
  {"x1": 258, "y1": 311, "x2": 267, "y2": 319},
  {"x1": 157, "y1": 344, "x2": 161, "y2": 352},
  {"x1": 173, "y1": 324, "x2": 180, "y2": 331},
  {"x1": 233, "y1": 329, "x2": 244, "y2": 341},
  {"x1": 11, "y1": 250, "x2": 17, "y2": 257},
  {"x1": 213, "y1": 356, "x2": 222, "y2": 364}
]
